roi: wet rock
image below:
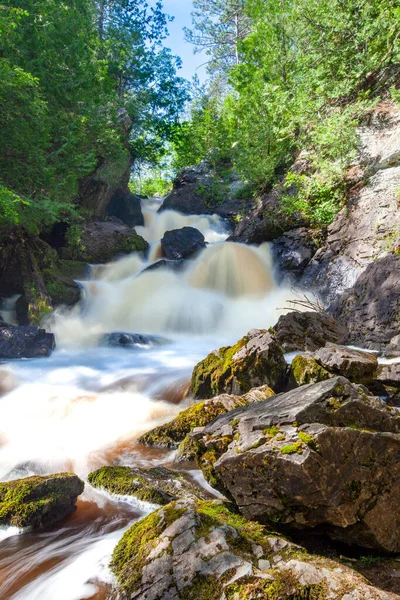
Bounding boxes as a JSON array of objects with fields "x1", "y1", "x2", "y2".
[
  {"x1": 88, "y1": 466, "x2": 208, "y2": 505},
  {"x1": 330, "y1": 253, "x2": 400, "y2": 349},
  {"x1": 161, "y1": 227, "x2": 206, "y2": 260},
  {"x1": 141, "y1": 258, "x2": 186, "y2": 274},
  {"x1": 378, "y1": 363, "x2": 400, "y2": 387},
  {"x1": 110, "y1": 498, "x2": 393, "y2": 600},
  {"x1": 291, "y1": 353, "x2": 332, "y2": 386},
  {"x1": 193, "y1": 377, "x2": 400, "y2": 552},
  {"x1": 314, "y1": 344, "x2": 378, "y2": 383},
  {"x1": 272, "y1": 227, "x2": 319, "y2": 280},
  {"x1": 0, "y1": 323, "x2": 55, "y2": 359},
  {"x1": 191, "y1": 330, "x2": 287, "y2": 399},
  {"x1": 101, "y1": 332, "x2": 169, "y2": 349},
  {"x1": 106, "y1": 189, "x2": 145, "y2": 227},
  {"x1": 273, "y1": 311, "x2": 347, "y2": 352},
  {"x1": 0, "y1": 473, "x2": 84, "y2": 529},
  {"x1": 60, "y1": 219, "x2": 148, "y2": 264},
  {"x1": 159, "y1": 160, "x2": 247, "y2": 218}
]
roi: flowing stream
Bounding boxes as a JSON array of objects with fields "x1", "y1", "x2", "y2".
[{"x1": 0, "y1": 199, "x2": 299, "y2": 599}]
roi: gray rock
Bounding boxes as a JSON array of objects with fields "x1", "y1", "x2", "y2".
[
  {"x1": 273, "y1": 311, "x2": 347, "y2": 352},
  {"x1": 272, "y1": 227, "x2": 319, "y2": 280},
  {"x1": 110, "y1": 498, "x2": 395, "y2": 600},
  {"x1": 314, "y1": 344, "x2": 378, "y2": 383},
  {"x1": 378, "y1": 363, "x2": 400, "y2": 387},
  {"x1": 193, "y1": 377, "x2": 400, "y2": 552},
  {"x1": 161, "y1": 227, "x2": 206, "y2": 260},
  {"x1": 384, "y1": 334, "x2": 400, "y2": 358},
  {"x1": 106, "y1": 189, "x2": 145, "y2": 227},
  {"x1": 101, "y1": 332, "x2": 169, "y2": 349},
  {"x1": 329, "y1": 253, "x2": 400, "y2": 349}
]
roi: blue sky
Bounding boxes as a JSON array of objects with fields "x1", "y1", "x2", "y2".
[{"x1": 151, "y1": 0, "x2": 208, "y2": 82}]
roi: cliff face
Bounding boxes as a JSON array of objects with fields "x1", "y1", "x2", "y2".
[{"x1": 299, "y1": 101, "x2": 400, "y2": 305}]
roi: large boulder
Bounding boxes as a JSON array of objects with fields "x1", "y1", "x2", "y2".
[
  {"x1": 0, "y1": 323, "x2": 55, "y2": 359},
  {"x1": 138, "y1": 388, "x2": 275, "y2": 461},
  {"x1": 106, "y1": 189, "x2": 145, "y2": 227},
  {"x1": 329, "y1": 253, "x2": 400, "y2": 349},
  {"x1": 0, "y1": 473, "x2": 84, "y2": 529},
  {"x1": 378, "y1": 363, "x2": 400, "y2": 387},
  {"x1": 191, "y1": 330, "x2": 287, "y2": 399},
  {"x1": 300, "y1": 101, "x2": 400, "y2": 306},
  {"x1": 60, "y1": 219, "x2": 148, "y2": 264},
  {"x1": 77, "y1": 109, "x2": 133, "y2": 216},
  {"x1": 110, "y1": 498, "x2": 394, "y2": 600},
  {"x1": 193, "y1": 377, "x2": 400, "y2": 552},
  {"x1": 159, "y1": 160, "x2": 249, "y2": 218},
  {"x1": 273, "y1": 311, "x2": 347, "y2": 352},
  {"x1": 88, "y1": 466, "x2": 208, "y2": 505},
  {"x1": 161, "y1": 227, "x2": 206, "y2": 260},
  {"x1": 313, "y1": 344, "x2": 378, "y2": 383}
]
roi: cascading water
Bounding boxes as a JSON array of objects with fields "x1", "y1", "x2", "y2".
[{"x1": 0, "y1": 199, "x2": 300, "y2": 599}]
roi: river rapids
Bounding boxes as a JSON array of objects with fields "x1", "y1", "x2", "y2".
[{"x1": 0, "y1": 199, "x2": 300, "y2": 599}]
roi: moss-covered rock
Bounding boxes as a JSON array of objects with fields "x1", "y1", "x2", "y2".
[
  {"x1": 88, "y1": 465, "x2": 208, "y2": 505},
  {"x1": 110, "y1": 498, "x2": 390, "y2": 600},
  {"x1": 0, "y1": 473, "x2": 84, "y2": 529},
  {"x1": 291, "y1": 353, "x2": 332, "y2": 386},
  {"x1": 60, "y1": 220, "x2": 148, "y2": 264},
  {"x1": 138, "y1": 394, "x2": 248, "y2": 450},
  {"x1": 191, "y1": 330, "x2": 287, "y2": 399},
  {"x1": 44, "y1": 269, "x2": 81, "y2": 307}
]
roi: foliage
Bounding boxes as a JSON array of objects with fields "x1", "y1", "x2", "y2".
[
  {"x1": 174, "y1": 0, "x2": 400, "y2": 225},
  {"x1": 130, "y1": 170, "x2": 173, "y2": 197},
  {"x1": 0, "y1": 0, "x2": 188, "y2": 232}
]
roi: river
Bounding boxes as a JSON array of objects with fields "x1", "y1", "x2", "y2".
[{"x1": 0, "y1": 200, "x2": 298, "y2": 599}]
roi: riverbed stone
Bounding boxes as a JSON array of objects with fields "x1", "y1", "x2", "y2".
[
  {"x1": 273, "y1": 311, "x2": 347, "y2": 352},
  {"x1": 314, "y1": 344, "x2": 378, "y2": 383},
  {"x1": 192, "y1": 377, "x2": 400, "y2": 552},
  {"x1": 161, "y1": 227, "x2": 206, "y2": 260},
  {"x1": 190, "y1": 330, "x2": 287, "y2": 399},
  {"x1": 378, "y1": 363, "x2": 400, "y2": 387},
  {"x1": 88, "y1": 466, "x2": 208, "y2": 505},
  {"x1": 0, "y1": 322, "x2": 55, "y2": 359},
  {"x1": 0, "y1": 473, "x2": 84, "y2": 529},
  {"x1": 110, "y1": 498, "x2": 395, "y2": 600}
]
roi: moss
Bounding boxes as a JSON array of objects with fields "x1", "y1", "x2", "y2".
[
  {"x1": 0, "y1": 473, "x2": 84, "y2": 529},
  {"x1": 88, "y1": 465, "x2": 207, "y2": 505},
  {"x1": 110, "y1": 510, "x2": 165, "y2": 594},
  {"x1": 291, "y1": 355, "x2": 331, "y2": 387},
  {"x1": 225, "y1": 577, "x2": 328, "y2": 600},
  {"x1": 298, "y1": 431, "x2": 319, "y2": 452},
  {"x1": 263, "y1": 425, "x2": 280, "y2": 437},
  {"x1": 176, "y1": 434, "x2": 198, "y2": 461},
  {"x1": 280, "y1": 442, "x2": 304, "y2": 455},
  {"x1": 139, "y1": 397, "x2": 244, "y2": 448}
]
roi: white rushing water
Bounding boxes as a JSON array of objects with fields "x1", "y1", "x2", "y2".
[{"x1": 0, "y1": 200, "x2": 302, "y2": 599}]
